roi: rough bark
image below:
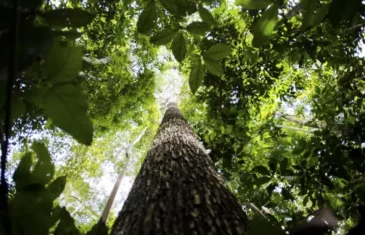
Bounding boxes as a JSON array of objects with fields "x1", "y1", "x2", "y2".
[{"x1": 111, "y1": 102, "x2": 249, "y2": 235}]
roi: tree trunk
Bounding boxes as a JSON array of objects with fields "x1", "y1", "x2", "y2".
[{"x1": 111, "y1": 102, "x2": 249, "y2": 235}]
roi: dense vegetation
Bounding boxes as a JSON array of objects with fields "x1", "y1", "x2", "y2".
[{"x1": 1, "y1": 0, "x2": 365, "y2": 234}]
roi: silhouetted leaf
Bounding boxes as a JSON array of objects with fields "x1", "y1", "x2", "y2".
[
  {"x1": 48, "y1": 176, "x2": 67, "y2": 200},
  {"x1": 13, "y1": 153, "x2": 32, "y2": 188},
  {"x1": 54, "y1": 208, "x2": 80, "y2": 235},
  {"x1": 86, "y1": 221, "x2": 108, "y2": 235}
]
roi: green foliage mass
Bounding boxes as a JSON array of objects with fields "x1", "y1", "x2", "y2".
[{"x1": 2, "y1": 0, "x2": 365, "y2": 234}]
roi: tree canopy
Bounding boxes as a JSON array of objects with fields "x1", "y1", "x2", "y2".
[{"x1": 1, "y1": 0, "x2": 365, "y2": 234}]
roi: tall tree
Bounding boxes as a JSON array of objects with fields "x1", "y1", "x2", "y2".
[{"x1": 111, "y1": 102, "x2": 248, "y2": 235}]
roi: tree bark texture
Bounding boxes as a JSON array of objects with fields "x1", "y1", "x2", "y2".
[{"x1": 111, "y1": 103, "x2": 249, "y2": 235}]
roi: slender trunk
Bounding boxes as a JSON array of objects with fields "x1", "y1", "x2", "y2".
[
  {"x1": 100, "y1": 128, "x2": 147, "y2": 223},
  {"x1": 111, "y1": 102, "x2": 249, "y2": 235},
  {"x1": 100, "y1": 152, "x2": 131, "y2": 223}
]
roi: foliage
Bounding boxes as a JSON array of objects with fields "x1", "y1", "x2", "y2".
[{"x1": 2, "y1": 0, "x2": 365, "y2": 234}]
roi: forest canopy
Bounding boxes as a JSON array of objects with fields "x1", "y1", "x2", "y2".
[{"x1": 1, "y1": 0, "x2": 365, "y2": 234}]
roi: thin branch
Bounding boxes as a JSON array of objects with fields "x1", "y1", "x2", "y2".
[
  {"x1": 100, "y1": 128, "x2": 147, "y2": 223},
  {"x1": 276, "y1": 124, "x2": 316, "y2": 133},
  {"x1": 243, "y1": 203, "x2": 267, "y2": 220}
]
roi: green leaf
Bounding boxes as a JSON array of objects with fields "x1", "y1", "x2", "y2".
[
  {"x1": 189, "y1": 55, "x2": 204, "y2": 94},
  {"x1": 186, "y1": 22, "x2": 210, "y2": 36},
  {"x1": 204, "y1": 58, "x2": 223, "y2": 76},
  {"x1": 203, "y1": 43, "x2": 232, "y2": 60},
  {"x1": 252, "y1": 3, "x2": 279, "y2": 47},
  {"x1": 252, "y1": 166, "x2": 271, "y2": 176},
  {"x1": 41, "y1": 8, "x2": 95, "y2": 27},
  {"x1": 43, "y1": 84, "x2": 93, "y2": 145},
  {"x1": 48, "y1": 176, "x2": 67, "y2": 201},
  {"x1": 235, "y1": 0, "x2": 273, "y2": 10},
  {"x1": 150, "y1": 27, "x2": 179, "y2": 45},
  {"x1": 137, "y1": 1, "x2": 157, "y2": 34},
  {"x1": 199, "y1": 7, "x2": 217, "y2": 26},
  {"x1": 172, "y1": 32, "x2": 187, "y2": 62},
  {"x1": 249, "y1": 214, "x2": 285, "y2": 235},
  {"x1": 44, "y1": 43, "x2": 83, "y2": 82}
]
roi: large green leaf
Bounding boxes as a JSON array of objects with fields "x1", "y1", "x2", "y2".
[
  {"x1": 189, "y1": 55, "x2": 204, "y2": 94},
  {"x1": 204, "y1": 58, "x2": 223, "y2": 76},
  {"x1": 150, "y1": 27, "x2": 179, "y2": 45},
  {"x1": 43, "y1": 84, "x2": 93, "y2": 145},
  {"x1": 199, "y1": 7, "x2": 217, "y2": 26},
  {"x1": 172, "y1": 32, "x2": 187, "y2": 62},
  {"x1": 137, "y1": 1, "x2": 157, "y2": 34},
  {"x1": 41, "y1": 8, "x2": 95, "y2": 28},
  {"x1": 186, "y1": 22, "x2": 210, "y2": 36},
  {"x1": 252, "y1": 3, "x2": 279, "y2": 47},
  {"x1": 44, "y1": 44, "x2": 83, "y2": 83},
  {"x1": 235, "y1": 0, "x2": 273, "y2": 10},
  {"x1": 203, "y1": 44, "x2": 232, "y2": 60}
]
